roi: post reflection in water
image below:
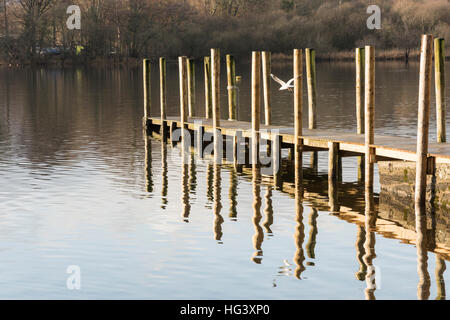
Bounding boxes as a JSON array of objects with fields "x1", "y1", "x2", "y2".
[
  {"x1": 363, "y1": 176, "x2": 377, "y2": 300},
  {"x1": 306, "y1": 208, "x2": 318, "y2": 262},
  {"x1": 415, "y1": 204, "x2": 431, "y2": 300},
  {"x1": 293, "y1": 144, "x2": 306, "y2": 279},
  {"x1": 213, "y1": 162, "x2": 224, "y2": 243},
  {"x1": 435, "y1": 255, "x2": 446, "y2": 300},
  {"x1": 145, "y1": 135, "x2": 153, "y2": 194},
  {"x1": 328, "y1": 177, "x2": 339, "y2": 213},
  {"x1": 181, "y1": 130, "x2": 191, "y2": 222},
  {"x1": 206, "y1": 163, "x2": 214, "y2": 206},
  {"x1": 161, "y1": 135, "x2": 168, "y2": 209},
  {"x1": 189, "y1": 150, "x2": 197, "y2": 194},
  {"x1": 229, "y1": 168, "x2": 238, "y2": 220},
  {"x1": 355, "y1": 225, "x2": 367, "y2": 281},
  {"x1": 263, "y1": 186, "x2": 274, "y2": 236},
  {"x1": 251, "y1": 165, "x2": 264, "y2": 264}
]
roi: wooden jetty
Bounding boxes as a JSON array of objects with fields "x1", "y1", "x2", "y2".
[
  {"x1": 142, "y1": 37, "x2": 448, "y2": 298},
  {"x1": 143, "y1": 35, "x2": 448, "y2": 228},
  {"x1": 147, "y1": 116, "x2": 450, "y2": 165}
]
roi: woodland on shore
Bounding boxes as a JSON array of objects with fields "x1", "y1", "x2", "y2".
[{"x1": 0, "y1": 0, "x2": 449, "y2": 65}]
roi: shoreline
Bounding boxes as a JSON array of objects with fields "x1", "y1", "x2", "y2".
[{"x1": 1, "y1": 49, "x2": 448, "y2": 67}]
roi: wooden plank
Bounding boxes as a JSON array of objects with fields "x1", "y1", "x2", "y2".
[{"x1": 147, "y1": 116, "x2": 450, "y2": 163}]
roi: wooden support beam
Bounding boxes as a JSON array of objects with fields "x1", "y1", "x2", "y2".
[
  {"x1": 211, "y1": 48, "x2": 221, "y2": 164},
  {"x1": 262, "y1": 51, "x2": 272, "y2": 126},
  {"x1": 143, "y1": 59, "x2": 151, "y2": 120},
  {"x1": 204, "y1": 57, "x2": 212, "y2": 119},
  {"x1": 415, "y1": 34, "x2": 433, "y2": 207},
  {"x1": 187, "y1": 58, "x2": 196, "y2": 118},
  {"x1": 233, "y1": 130, "x2": 244, "y2": 172},
  {"x1": 328, "y1": 142, "x2": 339, "y2": 180},
  {"x1": 364, "y1": 46, "x2": 375, "y2": 190},
  {"x1": 356, "y1": 48, "x2": 365, "y2": 134},
  {"x1": 434, "y1": 38, "x2": 446, "y2": 143},
  {"x1": 227, "y1": 54, "x2": 237, "y2": 120},
  {"x1": 306, "y1": 48, "x2": 317, "y2": 129},
  {"x1": 179, "y1": 56, "x2": 188, "y2": 124},
  {"x1": 252, "y1": 51, "x2": 261, "y2": 165},
  {"x1": 294, "y1": 49, "x2": 303, "y2": 142},
  {"x1": 197, "y1": 125, "x2": 205, "y2": 158},
  {"x1": 273, "y1": 133, "x2": 282, "y2": 188},
  {"x1": 159, "y1": 57, "x2": 167, "y2": 134},
  {"x1": 294, "y1": 49, "x2": 303, "y2": 190},
  {"x1": 211, "y1": 49, "x2": 221, "y2": 128}
]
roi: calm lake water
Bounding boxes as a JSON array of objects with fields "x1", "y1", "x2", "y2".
[{"x1": 0, "y1": 61, "x2": 449, "y2": 299}]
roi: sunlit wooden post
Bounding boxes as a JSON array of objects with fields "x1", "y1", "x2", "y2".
[
  {"x1": 227, "y1": 54, "x2": 237, "y2": 120},
  {"x1": 187, "y1": 58, "x2": 196, "y2": 118},
  {"x1": 159, "y1": 57, "x2": 167, "y2": 134},
  {"x1": 179, "y1": 56, "x2": 188, "y2": 124},
  {"x1": 328, "y1": 142, "x2": 339, "y2": 180},
  {"x1": 435, "y1": 38, "x2": 446, "y2": 143},
  {"x1": 204, "y1": 57, "x2": 212, "y2": 119},
  {"x1": 305, "y1": 48, "x2": 317, "y2": 129},
  {"x1": 262, "y1": 51, "x2": 271, "y2": 125},
  {"x1": 211, "y1": 48, "x2": 222, "y2": 163},
  {"x1": 356, "y1": 48, "x2": 365, "y2": 180},
  {"x1": 356, "y1": 48, "x2": 365, "y2": 134},
  {"x1": 415, "y1": 35, "x2": 434, "y2": 208},
  {"x1": 294, "y1": 49, "x2": 303, "y2": 187},
  {"x1": 143, "y1": 59, "x2": 151, "y2": 122},
  {"x1": 272, "y1": 133, "x2": 282, "y2": 187},
  {"x1": 252, "y1": 51, "x2": 261, "y2": 165},
  {"x1": 364, "y1": 46, "x2": 375, "y2": 191}
]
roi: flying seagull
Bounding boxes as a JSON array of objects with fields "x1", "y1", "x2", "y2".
[{"x1": 270, "y1": 74, "x2": 301, "y2": 91}]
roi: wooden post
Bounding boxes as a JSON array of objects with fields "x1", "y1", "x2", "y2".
[
  {"x1": 227, "y1": 54, "x2": 237, "y2": 120},
  {"x1": 233, "y1": 131, "x2": 244, "y2": 172},
  {"x1": 262, "y1": 51, "x2": 272, "y2": 126},
  {"x1": 273, "y1": 133, "x2": 282, "y2": 187},
  {"x1": 188, "y1": 58, "x2": 195, "y2": 118},
  {"x1": 143, "y1": 59, "x2": 151, "y2": 120},
  {"x1": 159, "y1": 57, "x2": 167, "y2": 130},
  {"x1": 294, "y1": 49, "x2": 303, "y2": 142},
  {"x1": 211, "y1": 49, "x2": 221, "y2": 128},
  {"x1": 305, "y1": 48, "x2": 317, "y2": 129},
  {"x1": 364, "y1": 46, "x2": 375, "y2": 191},
  {"x1": 415, "y1": 35, "x2": 434, "y2": 208},
  {"x1": 197, "y1": 125, "x2": 205, "y2": 158},
  {"x1": 294, "y1": 49, "x2": 303, "y2": 195},
  {"x1": 211, "y1": 48, "x2": 221, "y2": 163},
  {"x1": 356, "y1": 48, "x2": 365, "y2": 134},
  {"x1": 204, "y1": 57, "x2": 212, "y2": 119},
  {"x1": 179, "y1": 56, "x2": 188, "y2": 124},
  {"x1": 252, "y1": 51, "x2": 261, "y2": 165},
  {"x1": 328, "y1": 142, "x2": 339, "y2": 180},
  {"x1": 435, "y1": 38, "x2": 446, "y2": 143}
]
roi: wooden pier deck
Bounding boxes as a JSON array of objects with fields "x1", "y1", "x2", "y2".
[{"x1": 147, "y1": 116, "x2": 450, "y2": 164}]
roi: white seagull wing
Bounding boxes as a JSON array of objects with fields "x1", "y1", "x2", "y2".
[
  {"x1": 286, "y1": 75, "x2": 302, "y2": 87},
  {"x1": 271, "y1": 74, "x2": 287, "y2": 87}
]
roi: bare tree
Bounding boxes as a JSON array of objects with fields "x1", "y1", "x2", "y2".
[{"x1": 17, "y1": 0, "x2": 55, "y2": 59}]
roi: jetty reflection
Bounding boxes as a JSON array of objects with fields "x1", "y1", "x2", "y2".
[{"x1": 145, "y1": 132, "x2": 449, "y2": 299}]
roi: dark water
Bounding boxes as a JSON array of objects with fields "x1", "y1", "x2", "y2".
[{"x1": 0, "y1": 61, "x2": 448, "y2": 299}]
